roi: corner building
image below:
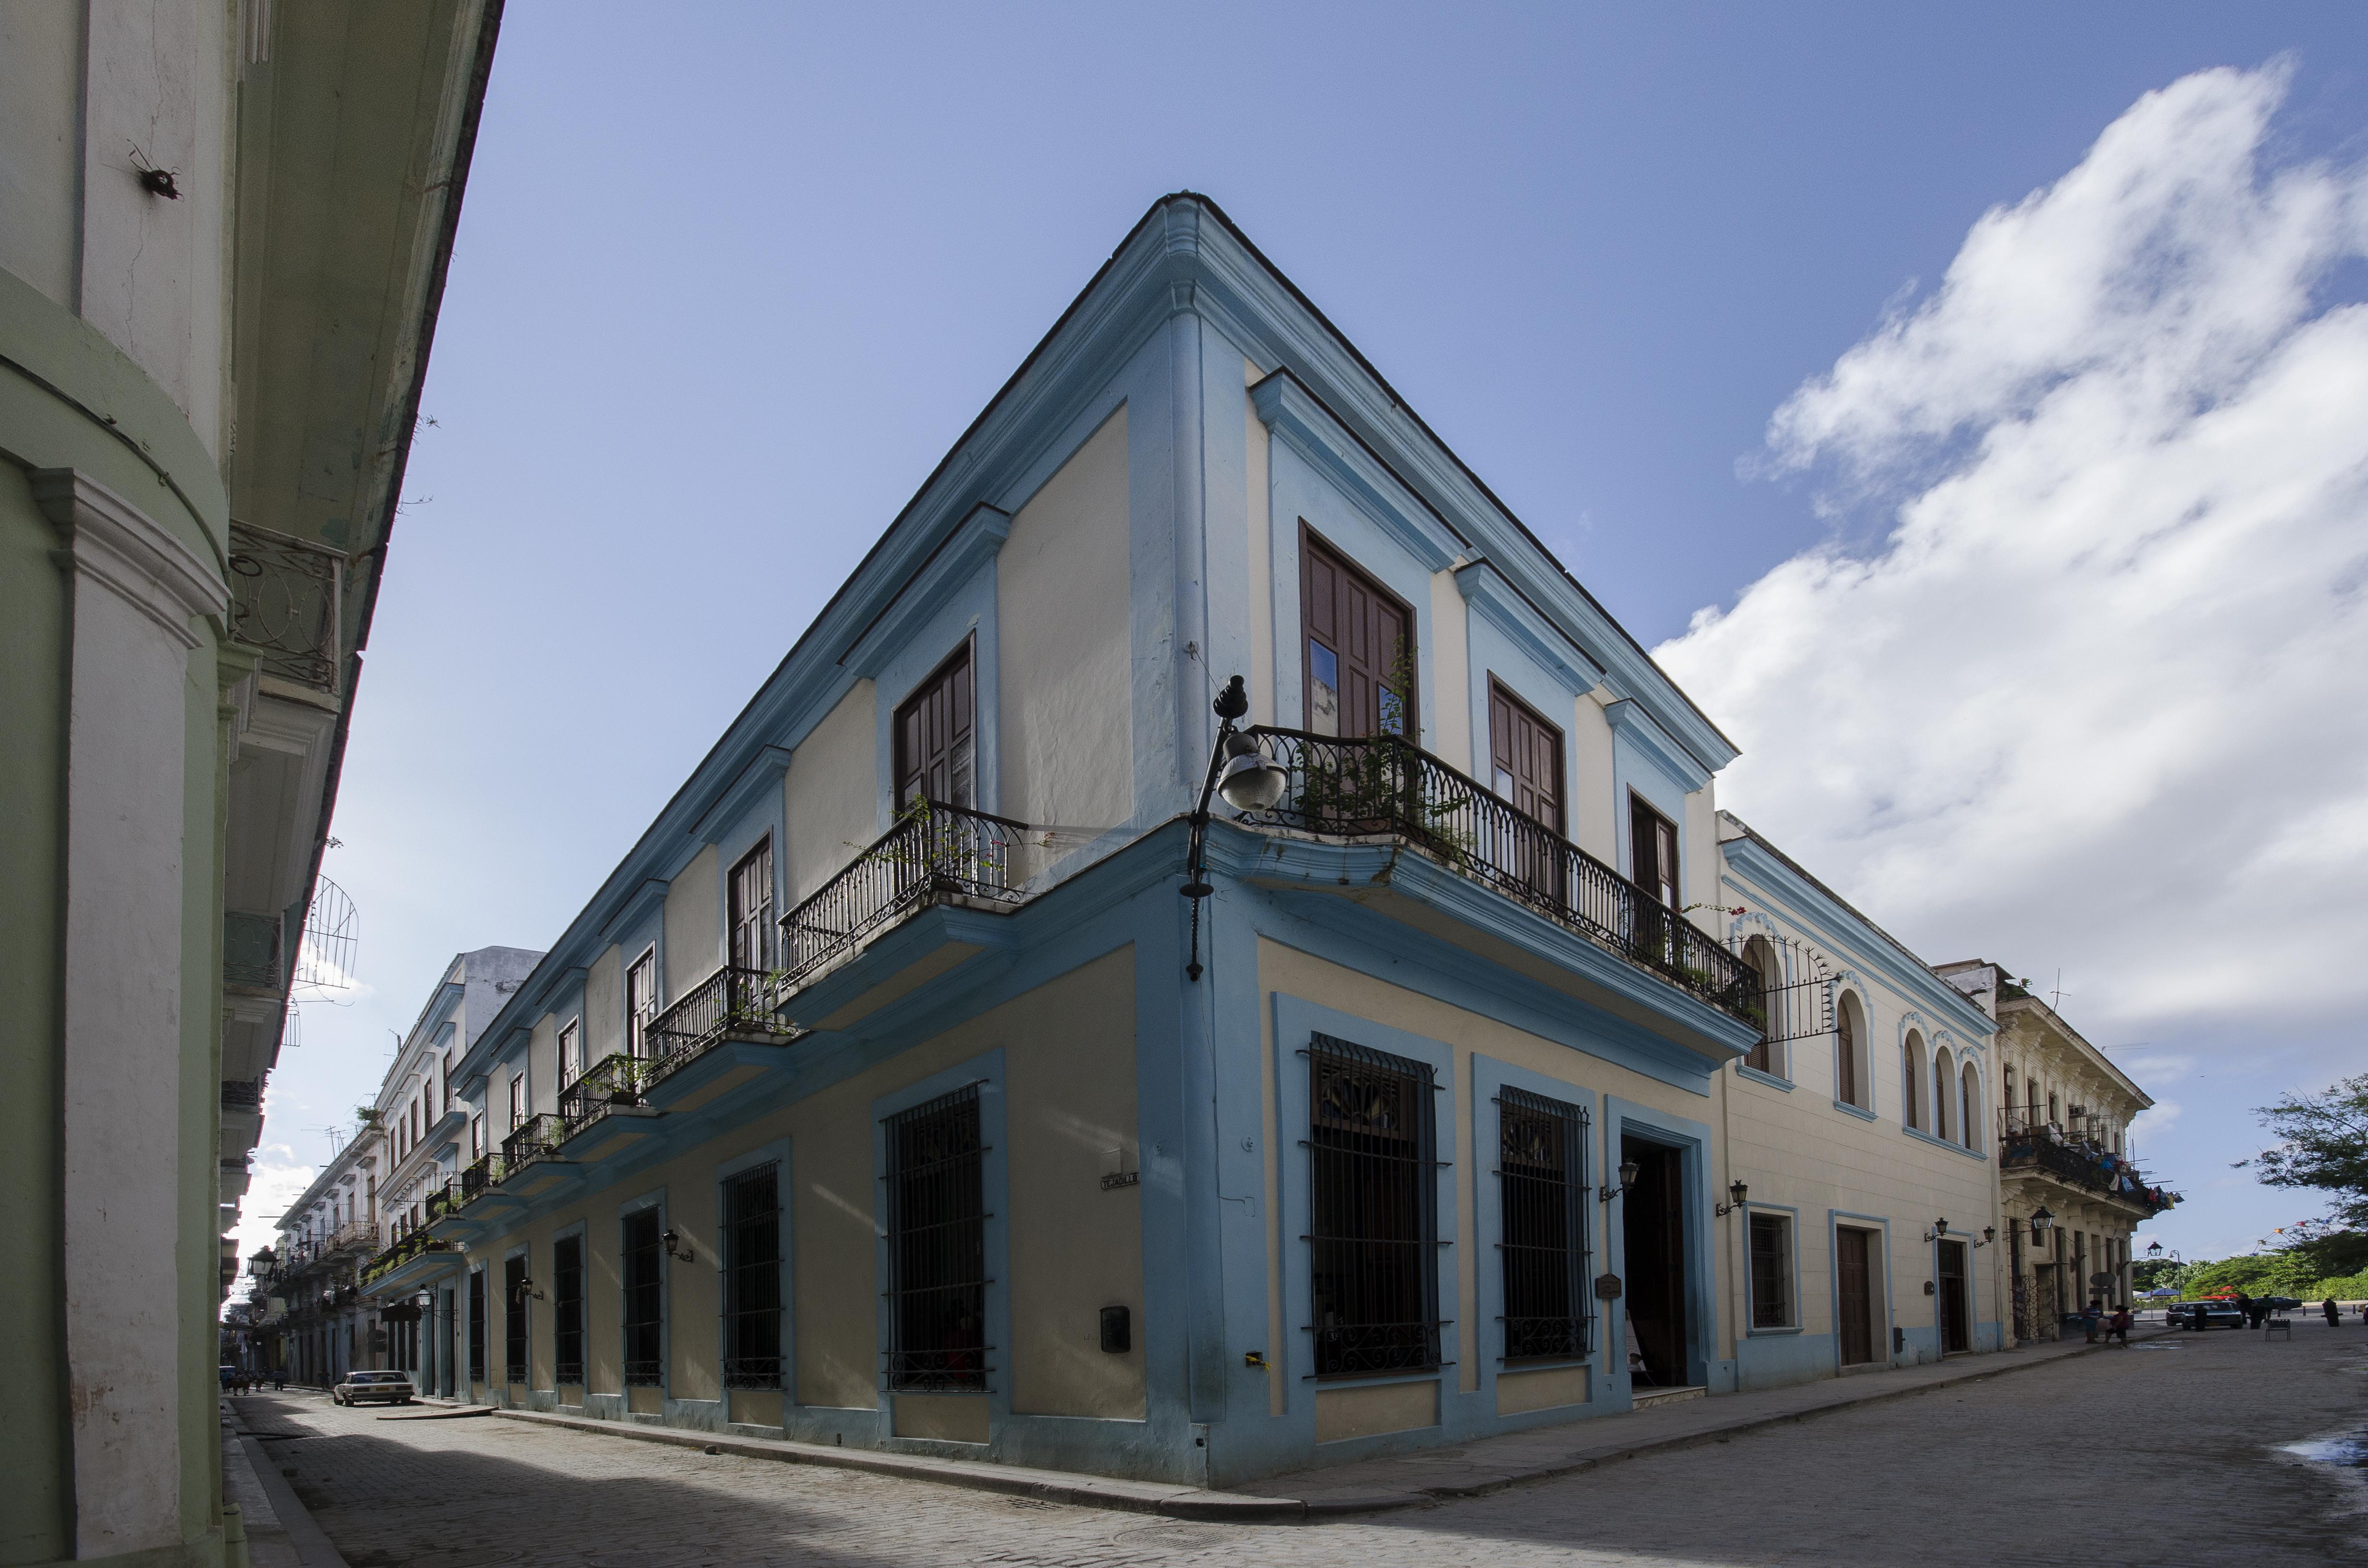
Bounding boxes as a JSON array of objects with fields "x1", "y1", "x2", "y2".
[{"x1": 400, "y1": 196, "x2": 2007, "y2": 1487}]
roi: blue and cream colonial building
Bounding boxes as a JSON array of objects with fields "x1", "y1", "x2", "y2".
[{"x1": 370, "y1": 194, "x2": 2034, "y2": 1487}]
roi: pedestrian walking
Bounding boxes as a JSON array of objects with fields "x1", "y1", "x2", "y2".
[
  {"x1": 2246, "y1": 1298, "x2": 2270, "y2": 1330},
  {"x1": 2082, "y1": 1300, "x2": 2103, "y2": 1343},
  {"x1": 2109, "y1": 1305, "x2": 2133, "y2": 1345},
  {"x1": 2324, "y1": 1297, "x2": 2341, "y2": 1327}
]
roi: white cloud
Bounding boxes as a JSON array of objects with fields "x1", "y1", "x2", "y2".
[{"x1": 1660, "y1": 64, "x2": 2368, "y2": 1035}]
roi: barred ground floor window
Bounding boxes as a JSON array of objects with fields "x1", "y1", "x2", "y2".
[
  {"x1": 503, "y1": 1255, "x2": 528, "y2": 1383},
  {"x1": 622, "y1": 1207, "x2": 663, "y2": 1386},
  {"x1": 1308, "y1": 1034, "x2": 1442, "y2": 1378},
  {"x1": 1749, "y1": 1212, "x2": 1793, "y2": 1328},
  {"x1": 723, "y1": 1164, "x2": 783, "y2": 1389},
  {"x1": 553, "y1": 1235, "x2": 586, "y2": 1384},
  {"x1": 1498, "y1": 1086, "x2": 1590, "y2": 1360},
  {"x1": 885, "y1": 1086, "x2": 987, "y2": 1392}
]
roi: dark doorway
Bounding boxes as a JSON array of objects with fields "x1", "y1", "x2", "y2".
[
  {"x1": 1837, "y1": 1227, "x2": 1877, "y2": 1365},
  {"x1": 1620, "y1": 1137, "x2": 1690, "y2": 1388},
  {"x1": 1937, "y1": 1239, "x2": 1970, "y2": 1354}
]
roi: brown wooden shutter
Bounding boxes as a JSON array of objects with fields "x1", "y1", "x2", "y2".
[
  {"x1": 895, "y1": 643, "x2": 975, "y2": 808},
  {"x1": 1837, "y1": 1000, "x2": 1858, "y2": 1106},
  {"x1": 1301, "y1": 531, "x2": 1414, "y2": 738},
  {"x1": 1488, "y1": 679, "x2": 1564, "y2": 833},
  {"x1": 1629, "y1": 796, "x2": 1679, "y2": 906},
  {"x1": 729, "y1": 838, "x2": 775, "y2": 972}
]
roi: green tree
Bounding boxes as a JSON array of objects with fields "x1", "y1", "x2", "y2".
[{"x1": 2237, "y1": 1074, "x2": 2368, "y2": 1229}]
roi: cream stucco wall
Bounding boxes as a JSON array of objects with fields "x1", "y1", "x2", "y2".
[
  {"x1": 528, "y1": 1014, "x2": 558, "y2": 1118},
  {"x1": 998, "y1": 405, "x2": 1132, "y2": 834},
  {"x1": 1429, "y1": 570, "x2": 1472, "y2": 772},
  {"x1": 586, "y1": 945, "x2": 623, "y2": 1064},
  {"x1": 1569, "y1": 693, "x2": 1618, "y2": 864},
  {"x1": 462, "y1": 947, "x2": 1145, "y2": 1430},
  {"x1": 666, "y1": 844, "x2": 720, "y2": 997},
  {"x1": 784, "y1": 680, "x2": 877, "y2": 905}
]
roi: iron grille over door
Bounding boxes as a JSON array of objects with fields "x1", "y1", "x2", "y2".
[
  {"x1": 622, "y1": 1208, "x2": 663, "y2": 1386},
  {"x1": 1498, "y1": 1086, "x2": 1590, "y2": 1360},
  {"x1": 1307, "y1": 1034, "x2": 1442, "y2": 1377},
  {"x1": 722, "y1": 1165, "x2": 782, "y2": 1389},
  {"x1": 503, "y1": 1256, "x2": 528, "y2": 1384},
  {"x1": 729, "y1": 838, "x2": 775, "y2": 974},
  {"x1": 885, "y1": 1086, "x2": 988, "y2": 1392},
  {"x1": 553, "y1": 1236, "x2": 585, "y2": 1384}
]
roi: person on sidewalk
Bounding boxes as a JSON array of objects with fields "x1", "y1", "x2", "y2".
[
  {"x1": 2325, "y1": 1298, "x2": 2341, "y2": 1327},
  {"x1": 2082, "y1": 1301, "x2": 2104, "y2": 1343},
  {"x1": 2108, "y1": 1305, "x2": 2133, "y2": 1345},
  {"x1": 2246, "y1": 1297, "x2": 2270, "y2": 1330}
]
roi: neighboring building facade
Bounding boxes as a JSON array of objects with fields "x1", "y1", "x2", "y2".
[
  {"x1": 0, "y1": 6, "x2": 497, "y2": 1563},
  {"x1": 1716, "y1": 814, "x2": 2005, "y2": 1386},
  {"x1": 257, "y1": 946, "x2": 541, "y2": 1391},
  {"x1": 392, "y1": 194, "x2": 2028, "y2": 1493},
  {"x1": 1935, "y1": 962, "x2": 2173, "y2": 1340}
]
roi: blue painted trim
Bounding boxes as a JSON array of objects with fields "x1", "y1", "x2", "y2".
[
  {"x1": 1825, "y1": 1210, "x2": 1904, "y2": 1372},
  {"x1": 1601, "y1": 1096, "x2": 1718, "y2": 1393},
  {"x1": 1736, "y1": 1065, "x2": 1793, "y2": 1093},
  {"x1": 1833, "y1": 1098, "x2": 1878, "y2": 1123},
  {"x1": 1455, "y1": 561, "x2": 1604, "y2": 696},
  {"x1": 690, "y1": 745, "x2": 792, "y2": 846},
  {"x1": 602, "y1": 880, "x2": 669, "y2": 948},
  {"x1": 1902, "y1": 1124, "x2": 1989, "y2": 1163},
  {"x1": 843, "y1": 503, "x2": 1011, "y2": 678},
  {"x1": 1603, "y1": 700, "x2": 1712, "y2": 794},
  {"x1": 1250, "y1": 371, "x2": 1462, "y2": 572}
]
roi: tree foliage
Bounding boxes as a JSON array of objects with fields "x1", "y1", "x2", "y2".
[{"x1": 2237, "y1": 1074, "x2": 2368, "y2": 1228}]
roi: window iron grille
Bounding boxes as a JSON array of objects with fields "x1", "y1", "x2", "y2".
[
  {"x1": 622, "y1": 1208, "x2": 664, "y2": 1387},
  {"x1": 1307, "y1": 1035, "x2": 1444, "y2": 1378},
  {"x1": 467, "y1": 1268, "x2": 486, "y2": 1384},
  {"x1": 1497, "y1": 1086, "x2": 1591, "y2": 1360},
  {"x1": 502, "y1": 1256, "x2": 528, "y2": 1384},
  {"x1": 1749, "y1": 1213, "x2": 1792, "y2": 1329},
  {"x1": 553, "y1": 1235, "x2": 585, "y2": 1384},
  {"x1": 722, "y1": 1164, "x2": 783, "y2": 1389},
  {"x1": 884, "y1": 1086, "x2": 990, "y2": 1392}
]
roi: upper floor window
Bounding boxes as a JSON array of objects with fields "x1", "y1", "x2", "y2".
[
  {"x1": 1302, "y1": 532, "x2": 1412, "y2": 738},
  {"x1": 507, "y1": 1072, "x2": 525, "y2": 1132},
  {"x1": 626, "y1": 948, "x2": 657, "y2": 1058},
  {"x1": 1903, "y1": 1032, "x2": 1924, "y2": 1131},
  {"x1": 896, "y1": 643, "x2": 974, "y2": 808},
  {"x1": 558, "y1": 1018, "x2": 582, "y2": 1087},
  {"x1": 469, "y1": 1114, "x2": 485, "y2": 1161},
  {"x1": 1836, "y1": 991, "x2": 1865, "y2": 1109},
  {"x1": 1739, "y1": 935, "x2": 1779, "y2": 1077},
  {"x1": 730, "y1": 838, "x2": 776, "y2": 973},
  {"x1": 1960, "y1": 1061, "x2": 1981, "y2": 1152},
  {"x1": 1629, "y1": 796, "x2": 1680, "y2": 908},
  {"x1": 1488, "y1": 679, "x2": 1563, "y2": 833}
]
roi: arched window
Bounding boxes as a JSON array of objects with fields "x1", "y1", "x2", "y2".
[
  {"x1": 1903, "y1": 1032, "x2": 1923, "y2": 1130},
  {"x1": 1741, "y1": 935, "x2": 1778, "y2": 1077},
  {"x1": 1960, "y1": 1060, "x2": 1981, "y2": 1151},
  {"x1": 1933, "y1": 1046, "x2": 1957, "y2": 1141},
  {"x1": 1836, "y1": 991, "x2": 1867, "y2": 1110}
]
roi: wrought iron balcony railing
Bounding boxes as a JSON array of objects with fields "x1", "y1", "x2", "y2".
[
  {"x1": 1237, "y1": 729, "x2": 1760, "y2": 1026},
  {"x1": 225, "y1": 522, "x2": 344, "y2": 692},
  {"x1": 778, "y1": 801, "x2": 1027, "y2": 991},
  {"x1": 500, "y1": 1113, "x2": 568, "y2": 1177},
  {"x1": 359, "y1": 1229, "x2": 451, "y2": 1287},
  {"x1": 559, "y1": 1053, "x2": 651, "y2": 1136},
  {"x1": 459, "y1": 1152, "x2": 503, "y2": 1203},
  {"x1": 642, "y1": 966, "x2": 798, "y2": 1090},
  {"x1": 321, "y1": 1219, "x2": 378, "y2": 1256}
]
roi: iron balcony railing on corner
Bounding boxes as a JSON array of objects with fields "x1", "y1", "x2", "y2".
[
  {"x1": 225, "y1": 521, "x2": 344, "y2": 693},
  {"x1": 1237, "y1": 728, "x2": 1761, "y2": 1027},
  {"x1": 559, "y1": 1053, "x2": 653, "y2": 1136},
  {"x1": 778, "y1": 800, "x2": 1028, "y2": 992},
  {"x1": 642, "y1": 966, "x2": 801, "y2": 1089},
  {"x1": 500, "y1": 1114, "x2": 568, "y2": 1179}
]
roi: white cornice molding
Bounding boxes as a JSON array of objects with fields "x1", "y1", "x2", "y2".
[
  {"x1": 34, "y1": 468, "x2": 227, "y2": 648},
  {"x1": 1455, "y1": 560, "x2": 1603, "y2": 693},
  {"x1": 1250, "y1": 370, "x2": 1462, "y2": 573},
  {"x1": 1604, "y1": 698, "x2": 1713, "y2": 793}
]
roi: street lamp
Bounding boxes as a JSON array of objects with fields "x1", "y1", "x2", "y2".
[
  {"x1": 1179, "y1": 676, "x2": 1288, "y2": 980},
  {"x1": 1599, "y1": 1158, "x2": 1642, "y2": 1204},
  {"x1": 2030, "y1": 1205, "x2": 2054, "y2": 1247},
  {"x1": 1714, "y1": 1180, "x2": 1750, "y2": 1216},
  {"x1": 1924, "y1": 1217, "x2": 1949, "y2": 1243}
]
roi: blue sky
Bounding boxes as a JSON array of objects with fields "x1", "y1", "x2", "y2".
[{"x1": 247, "y1": 3, "x2": 2368, "y2": 1267}]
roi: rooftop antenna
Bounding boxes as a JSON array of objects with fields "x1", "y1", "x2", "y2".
[{"x1": 2049, "y1": 968, "x2": 2067, "y2": 1012}]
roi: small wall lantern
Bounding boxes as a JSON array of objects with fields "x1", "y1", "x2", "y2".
[
  {"x1": 1714, "y1": 1180, "x2": 1750, "y2": 1217},
  {"x1": 1599, "y1": 1158, "x2": 1642, "y2": 1204}
]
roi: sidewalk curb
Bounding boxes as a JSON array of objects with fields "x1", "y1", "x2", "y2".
[{"x1": 488, "y1": 1335, "x2": 2150, "y2": 1523}]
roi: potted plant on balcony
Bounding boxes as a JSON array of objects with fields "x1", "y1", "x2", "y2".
[{"x1": 720, "y1": 968, "x2": 798, "y2": 1045}]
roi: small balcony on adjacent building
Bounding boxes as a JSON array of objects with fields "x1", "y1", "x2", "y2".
[{"x1": 1998, "y1": 1112, "x2": 2176, "y2": 1216}]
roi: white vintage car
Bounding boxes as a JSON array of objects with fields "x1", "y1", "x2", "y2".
[{"x1": 333, "y1": 1370, "x2": 416, "y2": 1406}]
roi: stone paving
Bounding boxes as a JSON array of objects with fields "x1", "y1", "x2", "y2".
[{"x1": 230, "y1": 1320, "x2": 2368, "y2": 1567}]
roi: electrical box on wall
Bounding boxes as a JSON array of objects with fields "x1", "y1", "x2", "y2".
[{"x1": 1099, "y1": 1304, "x2": 1131, "y2": 1354}]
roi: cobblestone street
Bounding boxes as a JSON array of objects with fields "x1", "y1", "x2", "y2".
[{"x1": 234, "y1": 1323, "x2": 2367, "y2": 1568}]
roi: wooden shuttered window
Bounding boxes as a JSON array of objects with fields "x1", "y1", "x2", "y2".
[
  {"x1": 1628, "y1": 796, "x2": 1680, "y2": 908},
  {"x1": 1302, "y1": 532, "x2": 1413, "y2": 739},
  {"x1": 729, "y1": 837, "x2": 775, "y2": 973},
  {"x1": 1836, "y1": 998, "x2": 1860, "y2": 1107},
  {"x1": 1487, "y1": 679, "x2": 1564, "y2": 833},
  {"x1": 895, "y1": 642, "x2": 974, "y2": 809}
]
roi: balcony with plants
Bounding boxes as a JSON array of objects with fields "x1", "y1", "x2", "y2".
[{"x1": 1998, "y1": 1112, "x2": 2177, "y2": 1215}]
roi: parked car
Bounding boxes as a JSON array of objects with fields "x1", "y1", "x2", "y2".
[
  {"x1": 2255, "y1": 1295, "x2": 2304, "y2": 1312},
  {"x1": 2165, "y1": 1299, "x2": 2246, "y2": 1330},
  {"x1": 333, "y1": 1370, "x2": 416, "y2": 1406}
]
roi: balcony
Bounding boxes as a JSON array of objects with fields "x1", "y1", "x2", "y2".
[
  {"x1": 225, "y1": 521, "x2": 343, "y2": 693},
  {"x1": 778, "y1": 801, "x2": 1028, "y2": 995},
  {"x1": 321, "y1": 1219, "x2": 378, "y2": 1257},
  {"x1": 559, "y1": 1053, "x2": 655, "y2": 1136},
  {"x1": 641, "y1": 966, "x2": 800, "y2": 1090},
  {"x1": 359, "y1": 1228, "x2": 455, "y2": 1290},
  {"x1": 501, "y1": 1113, "x2": 568, "y2": 1178},
  {"x1": 1237, "y1": 729, "x2": 1760, "y2": 1027},
  {"x1": 1998, "y1": 1115, "x2": 2176, "y2": 1215}
]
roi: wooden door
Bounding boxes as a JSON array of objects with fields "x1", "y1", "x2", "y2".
[
  {"x1": 895, "y1": 643, "x2": 974, "y2": 808},
  {"x1": 729, "y1": 838, "x2": 774, "y2": 973},
  {"x1": 1487, "y1": 680, "x2": 1563, "y2": 831},
  {"x1": 1938, "y1": 1239, "x2": 1970, "y2": 1353},
  {"x1": 1837, "y1": 1227, "x2": 1875, "y2": 1364}
]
